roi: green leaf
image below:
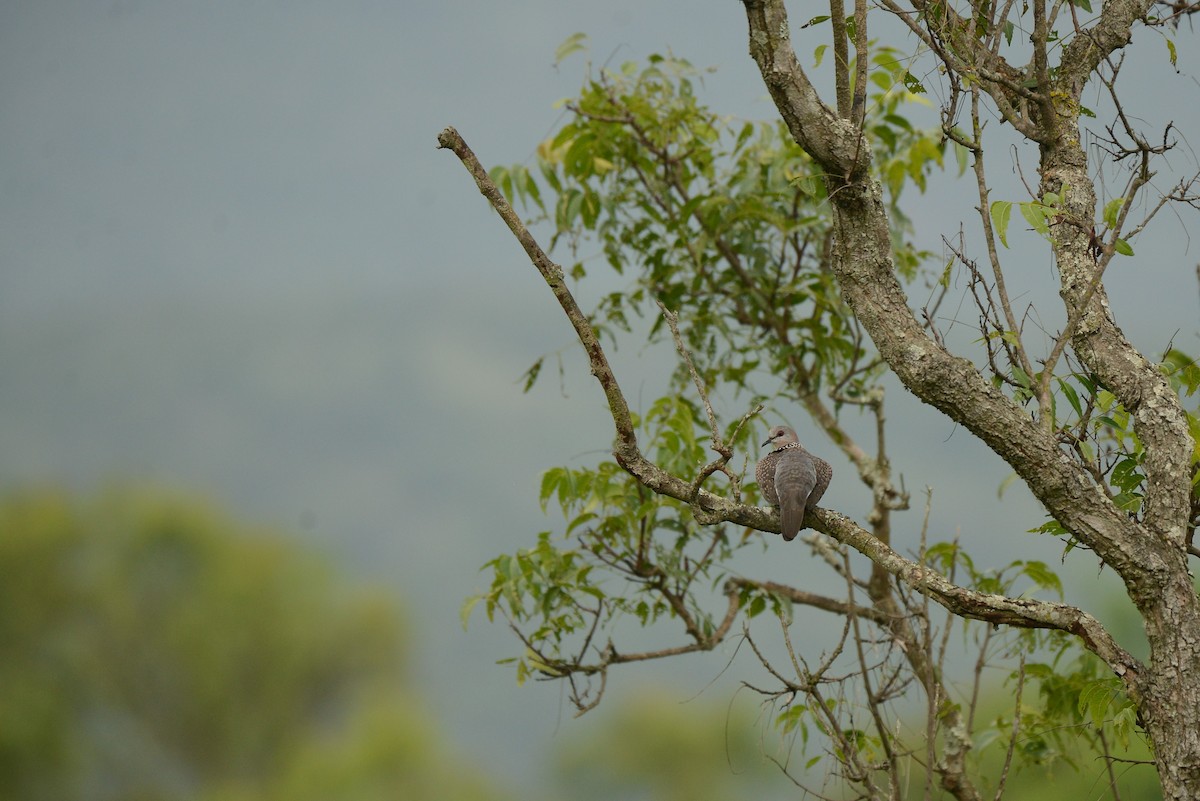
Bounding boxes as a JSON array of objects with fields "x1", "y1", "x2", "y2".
[
  {"x1": 489, "y1": 165, "x2": 512, "y2": 202},
  {"x1": 990, "y1": 200, "x2": 1013, "y2": 247},
  {"x1": 1056, "y1": 378, "x2": 1083, "y2": 419},
  {"x1": 1114, "y1": 238, "x2": 1134, "y2": 256},
  {"x1": 1019, "y1": 201, "x2": 1050, "y2": 237},
  {"x1": 521, "y1": 356, "x2": 544, "y2": 393},
  {"x1": 555, "y1": 32, "x2": 588, "y2": 65},
  {"x1": 1012, "y1": 363, "x2": 1032, "y2": 389},
  {"x1": 902, "y1": 71, "x2": 926, "y2": 94},
  {"x1": 565, "y1": 511, "x2": 597, "y2": 536},
  {"x1": 460, "y1": 595, "x2": 481, "y2": 630},
  {"x1": 1021, "y1": 560, "x2": 1064, "y2": 597},
  {"x1": 539, "y1": 467, "x2": 565, "y2": 512},
  {"x1": 870, "y1": 71, "x2": 893, "y2": 92},
  {"x1": 1103, "y1": 197, "x2": 1125, "y2": 229},
  {"x1": 1111, "y1": 458, "x2": 1145, "y2": 492},
  {"x1": 734, "y1": 122, "x2": 754, "y2": 151},
  {"x1": 813, "y1": 43, "x2": 828, "y2": 69},
  {"x1": 872, "y1": 124, "x2": 897, "y2": 152},
  {"x1": 1167, "y1": 38, "x2": 1178, "y2": 69},
  {"x1": 954, "y1": 141, "x2": 969, "y2": 175}
]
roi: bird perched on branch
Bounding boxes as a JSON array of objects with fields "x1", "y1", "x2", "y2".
[{"x1": 756, "y1": 425, "x2": 832, "y2": 541}]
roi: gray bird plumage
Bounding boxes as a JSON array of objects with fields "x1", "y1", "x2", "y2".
[{"x1": 756, "y1": 425, "x2": 832, "y2": 541}]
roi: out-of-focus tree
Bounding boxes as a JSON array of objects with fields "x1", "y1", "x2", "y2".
[
  {"x1": 0, "y1": 487, "x2": 496, "y2": 801},
  {"x1": 553, "y1": 690, "x2": 784, "y2": 801}
]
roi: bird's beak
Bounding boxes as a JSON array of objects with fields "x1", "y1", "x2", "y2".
[{"x1": 761, "y1": 436, "x2": 774, "y2": 448}]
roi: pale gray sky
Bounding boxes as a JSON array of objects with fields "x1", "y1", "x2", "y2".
[{"x1": 2, "y1": 2, "x2": 1197, "y2": 795}]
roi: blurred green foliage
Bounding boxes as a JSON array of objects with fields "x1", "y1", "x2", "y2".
[
  {"x1": 553, "y1": 690, "x2": 785, "y2": 801},
  {"x1": 0, "y1": 487, "x2": 497, "y2": 801}
]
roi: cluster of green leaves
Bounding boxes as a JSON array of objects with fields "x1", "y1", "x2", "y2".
[
  {"x1": 490, "y1": 44, "x2": 942, "y2": 403},
  {"x1": 999, "y1": 648, "x2": 1142, "y2": 770},
  {"x1": 924, "y1": 540, "x2": 1064, "y2": 599},
  {"x1": 906, "y1": 541, "x2": 1149, "y2": 779},
  {"x1": 1031, "y1": 350, "x2": 1200, "y2": 542},
  {"x1": 776, "y1": 696, "x2": 885, "y2": 775},
  {"x1": 861, "y1": 46, "x2": 954, "y2": 199},
  {"x1": 990, "y1": 190, "x2": 1134, "y2": 255},
  {"x1": 466, "y1": 397, "x2": 759, "y2": 683},
  {"x1": 763, "y1": 537, "x2": 1142, "y2": 781}
]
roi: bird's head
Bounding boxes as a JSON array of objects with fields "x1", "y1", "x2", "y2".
[{"x1": 762, "y1": 425, "x2": 800, "y2": 449}]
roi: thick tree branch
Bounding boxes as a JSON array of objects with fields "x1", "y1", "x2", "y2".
[
  {"x1": 741, "y1": 0, "x2": 1152, "y2": 583},
  {"x1": 1059, "y1": 0, "x2": 1156, "y2": 84},
  {"x1": 877, "y1": 0, "x2": 1043, "y2": 140},
  {"x1": 743, "y1": 0, "x2": 864, "y2": 178}
]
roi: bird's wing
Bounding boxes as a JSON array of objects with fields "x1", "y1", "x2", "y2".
[
  {"x1": 775, "y1": 451, "x2": 817, "y2": 541},
  {"x1": 808, "y1": 458, "x2": 833, "y2": 507}
]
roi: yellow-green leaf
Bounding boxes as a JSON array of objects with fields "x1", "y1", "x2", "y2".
[
  {"x1": 990, "y1": 200, "x2": 1013, "y2": 248},
  {"x1": 460, "y1": 595, "x2": 481, "y2": 631},
  {"x1": 555, "y1": 32, "x2": 588, "y2": 65},
  {"x1": 1103, "y1": 197, "x2": 1125, "y2": 229},
  {"x1": 1019, "y1": 201, "x2": 1049, "y2": 237}
]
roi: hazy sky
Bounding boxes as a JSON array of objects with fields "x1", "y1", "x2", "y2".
[{"x1": 3, "y1": 2, "x2": 1198, "y2": 795}]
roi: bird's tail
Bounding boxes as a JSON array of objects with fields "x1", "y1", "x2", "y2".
[{"x1": 781, "y1": 500, "x2": 803, "y2": 541}]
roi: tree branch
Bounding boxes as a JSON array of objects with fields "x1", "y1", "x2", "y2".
[
  {"x1": 436, "y1": 126, "x2": 638, "y2": 458},
  {"x1": 742, "y1": 0, "x2": 865, "y2": 178}
]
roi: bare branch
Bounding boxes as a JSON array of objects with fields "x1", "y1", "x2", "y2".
[
  {"x1": 742, "y1": 0, "x2": 865, "y2": 178},
  {"x1": 731, "y1": 578, "x2": 893, "y2": 624},
  {"x1": 851, "y1": 0, "x2": 869, "y2": 129},
  {"x1": 436, "y1": 127, "x2": 639, "y2": 458},
  {"x1": 993, "y1": 656, "x2": 1026, "y2": 801},
  {"x1": 830, "y1": 0, "x2": 851, "y2": 119}
]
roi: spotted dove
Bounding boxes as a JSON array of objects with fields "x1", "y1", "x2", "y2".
[{"x1": 756, "y1": 425, "x2": 832, "y2": 541}]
